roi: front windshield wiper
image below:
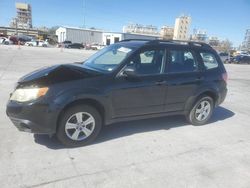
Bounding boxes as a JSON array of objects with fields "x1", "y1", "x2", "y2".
[{"x1": 74, "y1": 61, "x2": 83, "y2": 64}]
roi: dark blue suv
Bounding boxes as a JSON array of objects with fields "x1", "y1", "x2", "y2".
[{"x1": 6, "y1": 40, "x2": 228, "y2": 147}]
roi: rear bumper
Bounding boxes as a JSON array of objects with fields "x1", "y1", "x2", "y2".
[{"x1": 216, "y1": 87, "x2": 227, "y2": 106}]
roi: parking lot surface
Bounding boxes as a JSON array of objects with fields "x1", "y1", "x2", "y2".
[{"x1": 0, "y1": 45, "x2": 250, "y2": 188}]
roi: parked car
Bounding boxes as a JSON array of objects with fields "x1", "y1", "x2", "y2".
[
  {"x1": 3, "y1": 38, "x2": 14, "y2": 45},
  {"x1": 90, "y1": 43, "x2": 105, "y2": 50},
  {"x1": 0, "y1": 36, "x2": 21, "y2": 45},
  {"x1": 0, "y1": 37, "x2": 7, "y2": 44},
  {"x1": 226, "y1": 55, "x2": 250, "y2": 64},
  {"x1": 237, "y1": 56, "x2": 250, "y2": 64},
  {"x1": 6, "y1": 39, "x2": 227, "y2": 147},
  {"x1": 219, "y1": 52, "x2": 229, "y2": 63},
  {"x1": 58, "y1": 40, "x2": 72, "y2": 48},
  {"x1": 25, "y1": 41, "x2": 36, "y2": 46},
  {"x1": 25, "y1": 40, "x2": 48, "y2": 47},
  {"x1": 18, "y1": 36, "x2": 32, "y2": 45},
  {"x1": 66, "y1": 43, "x2": 84, "y2": 49},
  {"x1": 9, "y1": 36, "x2": 19, "y2": 45}
]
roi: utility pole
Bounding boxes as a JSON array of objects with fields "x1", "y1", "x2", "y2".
[{"x1": 83, "y1": 0, "x2": 86, "y2": 28}]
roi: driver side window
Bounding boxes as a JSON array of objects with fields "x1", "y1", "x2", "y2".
[{"x1": 129, "y1": 49, "x2": 165, "y2": 75}]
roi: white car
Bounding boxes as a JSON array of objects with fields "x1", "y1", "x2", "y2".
[
  {"x1": 25, "y1": 40, "x2": 48, "y2": 47},
  {"x1": 0, "y1": 37, "x2": 13, "y2": 45},
  {"x1": 0, "y1": 37, "x2": 7, "y2": 44},
  {"x1": 90, "y1": 43, "x2": 105, "y2": 50}
]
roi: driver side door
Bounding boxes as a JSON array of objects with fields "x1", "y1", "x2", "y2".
[{"x1": 111, "y1": 47, "x2": 167, "y2": 118}]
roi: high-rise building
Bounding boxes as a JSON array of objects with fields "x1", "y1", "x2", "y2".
[
  {"x1": 10, "y1": 3, "x2": 32, "y2": 29},
  {"x1": 160, "y1": 26, "x2": 174, "y2": 40},
  {"x1": 242, "y1": 29, "x2": 250, "y2": 50},
  {"x1": 173, "y1": 16, "x2": 191, "y2": 40}
]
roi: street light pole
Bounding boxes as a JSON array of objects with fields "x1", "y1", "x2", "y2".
[{"x1": 83, "y1": 0, "x2": 86, "y2": 28}]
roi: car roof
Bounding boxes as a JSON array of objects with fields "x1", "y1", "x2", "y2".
[
  {"x1": 118, "y1": 40, "x2": 149, "y2": 48},
  {"x1": 118, "y1": 39, "x2": 214, "y2": 51}
]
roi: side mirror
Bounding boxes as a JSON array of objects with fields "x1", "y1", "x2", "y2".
[{"x1": 123, "y1": 66, "x2": 137, "y2": 77}]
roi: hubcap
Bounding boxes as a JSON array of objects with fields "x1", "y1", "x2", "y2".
[
  {"x1": 65, "y1": 112, "x2": 95, "y2": 141},
  {"x1": 195, "y1": 100, "x2": 211, "y2": 121}
]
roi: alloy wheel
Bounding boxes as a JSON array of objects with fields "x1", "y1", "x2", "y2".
[
  {"x1": 195, "y1": 100, "x2": 211, "y2": 121},
  {"x1": 65, "y1": 112, "x2": 95, "y2": 141}
]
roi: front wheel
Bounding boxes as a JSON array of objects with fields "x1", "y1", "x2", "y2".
[
  {"x1": 186, "y1": 96, "x2": 214, "y2": 126},
  {"x1": 56, "y1": 105, "x2": 102, "y2": 147}
]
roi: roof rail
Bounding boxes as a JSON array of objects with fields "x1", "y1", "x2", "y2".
[
  {"x1": 119, "y1": 39, "x2": 212, "y2": 49},
  {"x1": 147, "y1": 40, "x2": 212, "y2": 49},
  {"x1": 119, "y1": 39, "x2": 153, "y2": 42}
]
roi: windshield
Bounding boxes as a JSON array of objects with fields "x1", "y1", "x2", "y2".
[{"x1": 83, "y1": 43, "x2": 134, "y2": 73}]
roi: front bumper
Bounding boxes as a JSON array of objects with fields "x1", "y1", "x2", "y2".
[{"x1": 6, "y1": 100, "x2": 60, "y2": 134}]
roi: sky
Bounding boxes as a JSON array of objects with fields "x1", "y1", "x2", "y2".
[{"x1": 0, "y1": 0, "x2": 249, "y2": 46}]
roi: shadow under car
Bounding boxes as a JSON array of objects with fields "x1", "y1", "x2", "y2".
[{"x1": 34, "y1": 106, "x2": 235, "y2": 149}]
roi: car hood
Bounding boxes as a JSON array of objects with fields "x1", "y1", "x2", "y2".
[{"x1": 18, "y1": 63, "x2": 102, "y2": 87}]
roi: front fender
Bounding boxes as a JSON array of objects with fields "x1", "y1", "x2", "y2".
[
  {"x1": 47, "y1": 87, "x2": 110, "y2": 131},
  {"x1": 53, "y1": 87, "x2": 107, "y2": 110}
]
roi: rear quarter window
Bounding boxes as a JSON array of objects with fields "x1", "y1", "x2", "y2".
[{"x1": 200, "y1": 52, "x2": 219, "y2": 70}]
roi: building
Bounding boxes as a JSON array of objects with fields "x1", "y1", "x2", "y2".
[
  {"x1": 160, "y1": 26, "x2": 174, "y2": 40},
  {"x1": 190, "y1": 29, "x2": 207, "y2": 42},
  {"x1": 0, "y1": 26, "x2": 46, "y2": 38},
  {"x1": 10, "y1": 3, "x2": 32, "y2": 29},
  {"x1": 173, "y1": 16, "x2": 191, "y2": 40},
  {"x1": 102, "y1": 32, "x2": 159, "y2": 45},
  {"x1": 242, "y1": 29, "x2": 250, "y2": 50},
  {"x1": 208, "y1": 37, "x2": 220, "y2": 47},
  {"x1": 56, "y1": 26, "x2": 103, "y2": 44},
  {"x1": 123, "y1": 23, "x2": 159, "y2": 35}
]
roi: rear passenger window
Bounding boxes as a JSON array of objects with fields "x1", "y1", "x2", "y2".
[
  {"x1": 167, "y1": 50, "x2": 198, "y2": 73},
  {"x1": 200, "y1": 52, "x2": 218, "y2": 70}
]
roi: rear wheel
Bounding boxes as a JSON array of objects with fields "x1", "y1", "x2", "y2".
[
  {"x1": 56, "y1": 105, "x2": 102, "y2": 147},
  {"x1": 186, "y1": 96, "x2": 214, "y2": 126}
]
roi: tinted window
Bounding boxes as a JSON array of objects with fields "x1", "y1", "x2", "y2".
[
  {"x1": 129, "y1": 49, "x2": 164, "y2": 75},
  {"x1": 167, "y1": 50, "x2": 198, "y2": 73},
  {"x1": 200, "y1": 52, "x2": 218, "y2": 70},
  {"x1": 140, "y1": 50, "x2": 155, "y2": 64}
]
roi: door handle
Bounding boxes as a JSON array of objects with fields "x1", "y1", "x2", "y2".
[{"x1": 155, "y1": 80, "x2": 167, "y2": 85}]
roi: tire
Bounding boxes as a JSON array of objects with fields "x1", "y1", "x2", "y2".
[
  {"x1": 186, "y1": 95, "x2": 214, "y2": 126},
  {"x1": 56, "y1": 105, "x2": 102, "y2": 147}
]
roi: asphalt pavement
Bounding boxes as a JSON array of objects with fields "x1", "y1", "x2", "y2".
[{"x1": 0, "y1": 45, "x2": 250, "y2": 188}]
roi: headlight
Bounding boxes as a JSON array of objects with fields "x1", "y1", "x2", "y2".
[{"x1": 10, "y1": 87, "x2": 49, "y2": 102}]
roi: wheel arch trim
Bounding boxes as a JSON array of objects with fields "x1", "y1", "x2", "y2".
[{"x1": 184, "y1": 88, "x2": 219, "y2": 112}]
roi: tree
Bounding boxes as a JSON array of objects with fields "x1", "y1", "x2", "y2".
[
  {"x1": 48, "y1": 26, "x2": 60, "y2": 35},
  {"x1": 218, "y1": 39, "x2": 232, "y2": 52}
]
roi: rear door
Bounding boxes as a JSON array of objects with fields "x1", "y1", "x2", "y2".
[{"x1": 164, "y1": 47, "x2": 203, "y2": 112}]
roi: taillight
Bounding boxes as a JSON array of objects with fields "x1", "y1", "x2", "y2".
[{"x1": 222, "y1": 72, "x2": 228, "y2": 83}]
